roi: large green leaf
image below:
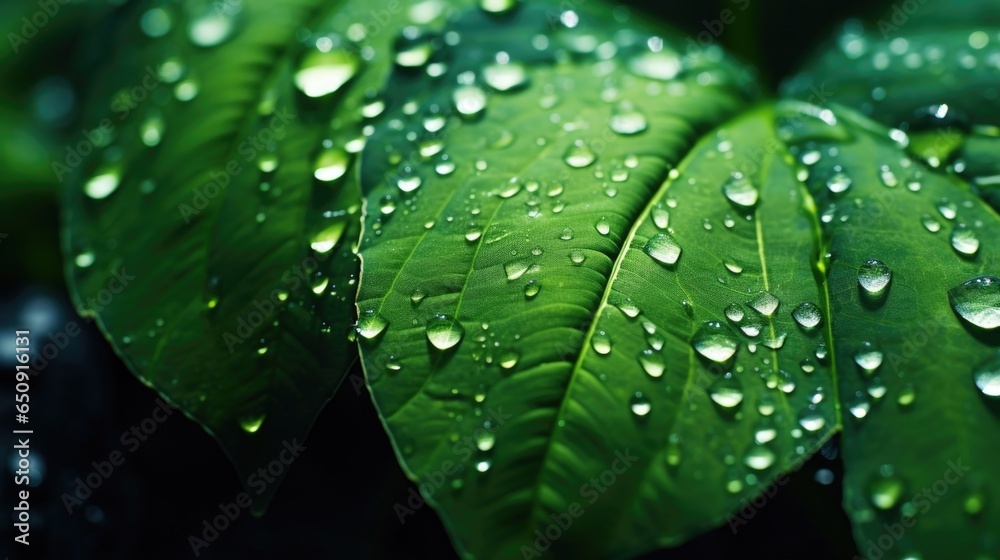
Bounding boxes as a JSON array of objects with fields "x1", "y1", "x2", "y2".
[
  {"x1": 61, "y1": 0, "x2": 463, "y2": 508},
  {"x1": 354, "y1": 4, "x2": 849, "y2": 557},
  {"x1": 779, "y1": 100, "x2": 1000, "y2": 559}
]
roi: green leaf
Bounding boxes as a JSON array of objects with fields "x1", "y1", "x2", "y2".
[
  {"x1": 781, "y1": 6, "x2": 1000, "y2": 211},
  {"x1": 61, "y1": 0, "x2": 449, "y2": 509},
  {"x1": 779, "y1": 100, "x2": 1000, "y2": 559},
  {"x1": 354, "y1": 5, "x2": 846, "y2": 557}
]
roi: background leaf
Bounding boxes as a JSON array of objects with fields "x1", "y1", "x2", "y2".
[
  {"x1": 780, "y1": 100, "x2": 1000, "y2": 559},
  {"x1": 60, "y1": 0, "x2": 456, "y2": 509}
]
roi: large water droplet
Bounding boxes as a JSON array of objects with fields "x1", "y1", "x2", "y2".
[
  {"x1": 949, "y1": 276, "x2": 1000, "y2": 330},
  {"x1": 858, "y1": 259, "x2": 892, "y2": 295},
  {"x1": 644, "y1": 233, "x2": 681, "y2": 266},
  {"x1": 84, "y1": 164, "x2": 121, "y2": 200},
  {"x1": 356, "y1": 309, "x2": 389, "y2": 340},
  {"x1": 294, "y1": 49, "x2": 360, "y2": 98},
  {"x1": 483, "y1": 61, "x2": 528, "y2": 92},
  {"x1": 453, "y1": 85, "x2": 487, "y2": 117},
  {"x1": 564, "y1": 141, "x2": 596, "y2": 168},
  {"x1": 722, "y1": 174, "x2": 759, "y2": 208},
  {"x1": 792, "y1": 302, "x2": 823, "y2": 329},
  {"x1": 426, "y1": 314, "x2": 464, "y2": 350},
  {"x1": 854, "y1": 341, "x2": 883, "y2": 373},
  {"x1": 693, "y1": 322, "x2": 739, "y2": 362},
  {"x1": 950, "y1": 225, "x2": 980, "y2": 256},
  {"x1": 188, "y1": 7, "x2": 236, "y2": 47},
  {"x1": 615, "y1": 388, "x2": 648, "y2": 418},
  {"x1": 638, "y1": 349, "x2": 665, "y2": 378},
  {"x1": 973, "y1": 354, "x2": 1000, "y2": 397},
  {"x1": 744, "y1": 445, "x2": 776, "y2": 470},
  {"x1": 609, "y1": 102, "x2": 648, "y2": 135},
  {"x1": 748, "y1": 291, "x2": 779, "y2": 316},
  {"x1": 239, "y1": 413, "x2": 266, "y2": 433}
]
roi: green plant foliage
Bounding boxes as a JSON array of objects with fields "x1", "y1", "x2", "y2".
[{"x1": 63, "y1": 0, "x2": 1000, "y2": 557}]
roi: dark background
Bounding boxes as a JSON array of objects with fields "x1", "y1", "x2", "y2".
[{"x1": 0, "y1": 0, "x2": 892, "y2": 558}]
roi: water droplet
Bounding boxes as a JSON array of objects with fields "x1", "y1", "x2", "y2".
[
  {"x1": 453, "y1": 85, "x2": 487, "y2": 117},
  {"x1": 858, "y1": 259, "x2": 892, "y2": 295},
  {"x1": 949, "y1": 276, "x2": 1000, "y2": 330},
  {"x1": 356, "y1": 309, "x2": 388, "y2": 340},
  {"x1": 848, "y1": 393, "x2": 871, "y2": 419},
  {"x1": 693, "y1": 322, "x2": 739, "y2": 362},
  {"x1": 564, "y1": 141, "x2": 596, "y2": 168},
  {"x1": 651, "y1": 205, "x2": 669, "y2": 229},
  {"x1": 188, "y1": 7, "x2": 236, "y2": 47},
  {"x1": 854, "y1": 341, "x2": 883, "y2": 373},
  {"x1": 310, "y1": 220, "x2": 347, "y2": 254},
  {"x1": 724, "y1": 303, "x2": 744, "y2": 323},
  {"x1": 950, "y1": 225, "x2": 980, "y2": 256},
  {"x1": 480, "y1": 0, "x2": 518, "y2": 13},
  {"x1": 75, "y1": 251, "x2": 95, "y2": 268},
  {"x1": 744, "y1": 446, "x2": 776, "y2": 470},
  {"x1": 722, "y1": 174, "x2": 759, "y2": 208},
  {"x1": 394, "y1": 33, "x2": 435, "y2": 68},
  {"x1": 638, "y1": 349, "x2": 665, "y2": 378},
  {"x1": 709, "y1": 373, "x2": 744, "y2": 408},
  {"x1": 826, "y1": 171, "x2": 853, "y2": 194},
  {"x1": 426, "y1": 314, "x2": 464, "y2": 350},
  {"x1": 797, "y1": 407, "x2": 826, "y2": 432},
  {"x1": 499, "y1": 350, "x2": 520, "y2": 370},
  {"x1": 560, "y1": 227, "x2": 574, "y2": 241},
  {"x1": 629, "y1": 392, "x2": 652, "y2": 416},
  {"x1": 609, "y1": 102, "x2": 648, "y2": 135},
  {"x1": 921, "y1": 213, "x2": 941, "y2": 233},
  {"x1": 595, "y1": 217, "x2": 611, "y2": 236},
  {"x1": 792, "y1": 302, "x2": 822, "y2": 329},
  {"x1": 476, "y1": 458, "x2": 492, "y2": 472},
  {"x1": 504, "y1": 260, "x2": 529, "y2": 281},
  {"x1": 410, "y1": 289, "x2": 426, "y2": 305},
  {"x1": 239, "y1": 413, "x2": 266, "y2": 433},
  {"x1": 973, "y1": 354, "x2": 1000, "y2": 397},
  {"x1": 84, "y1": 165, "x2": 121, "y2": 200},
  {"x1": 754, "y1": 422, "x2": 777, "y2": 444},
  {"x1": 644, "y1": 233, "x2": 681, "y2": 266},
  {"x1": 629, "y1": 50, "x2": 681, "y2": 81},
  {"x1": 938, "y1": 200, "x2": 958, "y2": 220},
  {"x1": 869, "y1": 473, "x2": 905, "y2": 510},
  {"x1": 294, "y1": 48, "x2": 360, "y2": 98},
  {"x1": 483, "y1": 61, "x2": 528, "y2": 91},
  {"x1": 569, "y1": 250, "x2": 586, "y2": 265},
  {"x1": 524, "y1": 280, "x2": 541, "y2": 299},
  {"x1": 748, "y1": 291, "x2": 779, "y2": 317},
  {"x1": 896, "y1": 383, "x2": 916, "y2": 407},
  {"x1": 724, "y1": 262, "x2": 744, "y2": 275},
  {"x1": 591, "y1": 330, "x2": 612, "y2": 355}
]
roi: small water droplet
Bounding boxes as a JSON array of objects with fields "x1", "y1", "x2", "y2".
[
  {"x1": 748, "y1": 291, "x2": 779, "y2": 317},
  {"x1": 483, "y1": 61, "x2": 528, "y2": 91},
  {"x1": 638, "y1": 349, "x2": 665, "y2": 377},
  {"x1": 595, "y1": 217, "x2": 611, "y2": 236},
  {"x1": 504, "y1": 260, "x2": 529, "y2": 281},
  {"x1": 869, "y1": 472, "x2": 905, "y2": 510},
  {"x1": 84, "y1": 164, "x2": 122, "y2": 200},
  {"x1": 453, "y1": 85, "x2": 487, "y2": 117},
  {"x1": 609, "y1": 101, "x2": 648, "y2": 135},
  {"x1": 826, "y1": 170, "x2": 853, "y2": 194},
  {"x1": 797, "y1": 407, "x2": 826, "y2": 432},
  {"x1": 744, "y1": 445, "x2": 776, "y2": 470},
  {"x1": 524, "y1": 280, "x2": 541, "y2": 299}
]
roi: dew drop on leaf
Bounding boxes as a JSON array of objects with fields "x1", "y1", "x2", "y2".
[
  {"x1": 858, "y1": 259, "x2": 892, "y2": 295},
  {"x1": 722, "y1": 174, "x2": 759, "y2": 208},
  {"x1": 591, "y1": 330, "x2": 612, "y2": 355},
  {"x1": 748, "y1": 291, "x2": 779, "y2": 316},
  {"x1": 948, "y1": 276, "x2": 1000, "y2": 330},
  {"x1": 294, "y1": 49, "x2": 360, "y2": 98},
  {"x1": 693, "y1": 322, "x2": 739, "y2": 363},
  {"x1": 609, "y1": 101, "x2": 648, "y2": 135},
  {"x1": 564, "y1": 140, "x2": 596, "y2": 168},
  {"x1": 356, "y1": 309, "x2": 389, "y2": 340},
  {"x1": 239, "y1": 413, "x2": 266, "y2": 434},
  {"x1": 629, "y1": 392, "x2": 652, "y2": 417},
  {"x1": 744, "y1": 445, "x2": 776, "y2": 470},
  {"x1": 950, "y1": 225, "x2": 980, "y2": 256},
  {"x1": 854, "y1": 341, "x2": 884, "y2": 373},
  {"x1": 638, "y1": 349, "x2": 665, "y2": 378},
  {"x1": 973, "y1": 354, "x2": 1000, "y2": 397},
  {"x1": 426, "y1": 314, "x2": 464, "y2": 350},
  {"x1": 708, "y1": 373, "x2": 744, "y2": 408},
  {"x1": 792, "y1": 302, "x2": 823, "y2": 329},
  {"x1": 643, "y1": 233, "x2": 682, "y2": 266}
]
